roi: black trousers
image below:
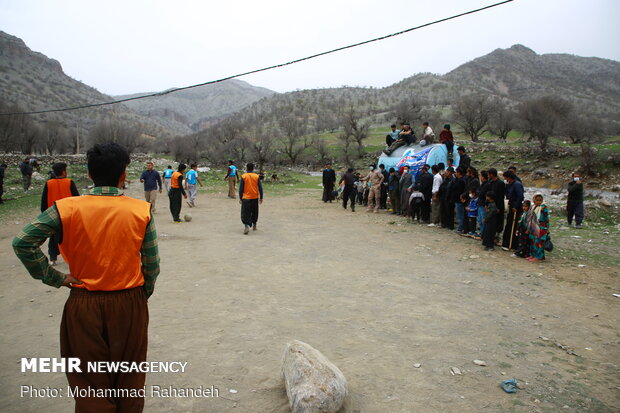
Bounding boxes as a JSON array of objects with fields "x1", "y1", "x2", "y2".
[
  {"x1": 482, "y1": 215, "x2": 497, "y2": 248},
  {"x1": 322, "y1": 184, "x2": 334, "y2": 202},
  {"x1": 502, "y1": 209, "x2": 521, "y2": 249},
  {"x1": 168, "y1": 188, "x2": 182, "y2": 221},
  {"x1": 420, "y1": 198, "x2": 431, "y2": 223},
  {"x1": 567, "y1": 200, "x2": 584, "y2": 225},
  {"x1": 342, "y1": 186, "x2": 356, "y2": 210},
  {"x1": 380, "y1": 185, "x2": 388, "y2": 209},
  {"x1": 441, "y1": 200, "x2": 455, "y2": 229},
  {"x1": 241, "y1": 198, "x2": 259, "y2": 226},
  {"x1": 495, "y1": 209, "x2": 505, "y2": 237},
  {"x1": 409, "y1": 202, "x2": 422, "y2": 221}
]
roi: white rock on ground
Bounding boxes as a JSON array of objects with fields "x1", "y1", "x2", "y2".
[{"x1": 282, "y1": 340, "x2": 348, "y2": 413}]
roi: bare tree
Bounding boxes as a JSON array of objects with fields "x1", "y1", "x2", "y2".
[
  {"x1": 250, "y1": 127, "x2": 276, "y2": 172},
  {"x1": 315, "y1": 138, "x2": 330, "y2": 165},
  {"x1": 518, "y1": 96, "x2": 573, "y2": 152},
  {"x1": 278, "y1": 114, "x2": 313, "y2": 165},
  {"x1": 337, "y1": 132, "x2": 355, "y2": 167},
  {"x1": 44, "y1": 121, "x2": 65, "y2": 155},
  {"x1": 488, "y1": 99, "x2": 516, "y2": 141},
  {"x1": 453, "y1": 94, "x2": 493, "y2": 142},
  {"x1": 342, "y1": 108, "x2": 369, "y2": 157},
  {"x1": 390, "y1": 97, "x2": 422, "y2": 124},
  {"x1": 89, "y1": 119, "x2": 143, "y2": 153}
]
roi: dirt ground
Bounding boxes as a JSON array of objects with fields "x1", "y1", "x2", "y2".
[{"x1": 0, "y1": 185, "x2": 618, "y2": 413}]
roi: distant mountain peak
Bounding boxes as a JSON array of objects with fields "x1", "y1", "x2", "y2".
[{"x1": 506, "y1": 44, "x2": 536, "y2": 55}]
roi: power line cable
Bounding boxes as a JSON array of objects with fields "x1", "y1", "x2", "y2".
[{"x1": 0, "y1": 0, "x2": 514, "y2": 116}]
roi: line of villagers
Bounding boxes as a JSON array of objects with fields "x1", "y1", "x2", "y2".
[{"x1": 323, "y1": 153, "x2": 555, "y2": 263}]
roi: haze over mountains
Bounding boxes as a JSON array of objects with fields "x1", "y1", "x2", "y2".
[{"x1": 1, "y1": 29, "x2": 619, "y2": 146}]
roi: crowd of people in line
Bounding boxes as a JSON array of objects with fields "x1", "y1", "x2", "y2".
[{"x1": 322, "y1": 124, "x2": 587, "y2": 262}]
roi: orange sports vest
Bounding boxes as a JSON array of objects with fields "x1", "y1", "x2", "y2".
[
  {"x1": 171, "y1": 171, "x2": 182, "y2": 188},
  {"x1": 55, "y1": 195, "x2": 151, "y2": 291},
  {"x1": 46, "y1": 178, "x2": 73, "y2": 209},
  {"x1": 241, "y1": 173, "x2": 260, "y2": 199}
]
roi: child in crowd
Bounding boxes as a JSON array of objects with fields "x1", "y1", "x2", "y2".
[
  {"x1": 408, "y1": 186, "x2": 425, "y2": 223},
  {"x1": 466, "y1": 190, "x2": 478, "y2": 237},
  {"x1": 482, "y1": 191, "x2": 497, "y2": 250},
  {"x1": 513, "y1": 200, "x2": 532, "y2": 258}
]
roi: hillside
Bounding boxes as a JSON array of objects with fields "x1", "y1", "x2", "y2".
[
  {"x1": 114, "y1": 80, "x2": 275, "y2": 134},
  {"x1": 0, "y1": 31, "x2": 188, "y2": 141}
]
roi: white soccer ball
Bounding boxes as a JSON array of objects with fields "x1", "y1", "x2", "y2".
[{"x1": 183, "y1": 213, "x2": 192, "y2": 222}]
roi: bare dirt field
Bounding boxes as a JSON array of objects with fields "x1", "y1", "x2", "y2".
[{"x1": 0, "y1": 185, "x2": 618, "y2": 412}]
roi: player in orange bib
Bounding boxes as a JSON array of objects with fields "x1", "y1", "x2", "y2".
[{"x1": 239, "y1": 162, "x2": 264, "y2": 234}]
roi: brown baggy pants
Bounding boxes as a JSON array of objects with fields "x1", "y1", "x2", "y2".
[
  {"x1": 60, "y1": 287, "x2": 149, "y2": 413},
  {"x1": 228, "y1": 176, "x2": 236, "y2": 198}
]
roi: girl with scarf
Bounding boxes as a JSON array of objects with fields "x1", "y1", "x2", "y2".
[
  {"x1": 527, "y1": 194, "x2": 550, "y2": 261},
  {"x1": 512, "y1": 200, "x2": 531, "y2": 258}
]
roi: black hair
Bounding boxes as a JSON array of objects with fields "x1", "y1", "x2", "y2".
[
  {"x1": 379, "y1": 164, "x2": 385, "y2": 169},
  {"x1": 52, "y1": 162, "x2": 67, "y2": 177},
  {"x1": 178, "y1": 163, "x2": 187, "y2": 172},
  {"x1": 508, "y1": 166, "x2": 517, "y2": 172},
  {"x1": 228, "y1": 160, "x2": 234, "y2": 164},
  {"x1": 167, "y1": 165, "x2": 172, "y2": 169},
  {"x1": 488, "y1": 168, "x2": 498, "y2": 177},
  {"x1": 431, "y1": 165, "x2": 440, "y2": 173},
  {"x1": 447, "y1": 158, "x2": 454, "y2": 163},
  {"x1": 190, "y1": 163, "x2": 197, "y2": 168},
  {"x1": 87, "y1": 143, "x2": 130, "y2": 187},
  {"x1": 457, "y1": 146, "x2": 465, "y2": 152},
  {"x1": 247, "y1": 162, "x2": 255, "y2": 172},
  {"x1": 486, "y1": 190, "x2": 495, "y2": 200},
  {"x1": 480, "y1": 170, "x2": 489, "y2": 180},
  {"x1": 390, "y1": 124, "x2": 396, "y2": 128},
  {"x1": 503, "y1": 170, "x2": 516, "y2": 180},
  {"x1": 389, "y1": 167, "x2": 395, "y2": 173},
  {"x1": 0, "y1": 163, "x2": 6, "y2": 168},
  {"x1": 437, "y1": 162, "x2": 445, "y2": 170},
  {"x1": 423, "y1": 122, "x2": 429, "y2": 126},
  {"x1": 456, "y1": 167, "x2": 465, "y2": 176},
  {"x1": 467, "y1": 167, "x2": 478, "y2": 179},
  {"x1": 347, "y1": 167, "x2": 353, "y2": 173}
]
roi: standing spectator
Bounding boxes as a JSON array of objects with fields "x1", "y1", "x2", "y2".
[
  {"x1": 0, "y1": 163, "x2": 6, "y2": 204},
  {"x1": 361, "y1": 164, "x2": 384, "y2": 213},
  {"x1": 482, "y1": 191, "x2": 498, "y2": 251},
  {"x1": 567, "y1": 172, "x2": 584, "y2": 229},
  {"x1": 453, "y1": 167, "x2": 468, "y2": 233},
  {"x1": 379, "y1": 164, "x2": 389, "y2": 209},
  {"x1": 169, "y1": 164, "x2": 187, "y2": 223},
  {"x1": 40, "y1": 162, "x2": 80, "y2": 265},
  {"x1": 399, "y1": 166, "x2": 414, "y2": 217},
  {"x1": 477, "y1": 170, "x2": 491, "y2": 240},
  {"x1": 339, "y1": 168, "x2": 357, "y2": 212},
  {"x1": 502, "y1": 170, "x2": 524, "y2": 250},
  {"x1": 420, "y1": 122, "x2": 435, "y2": 146},
  {"x1": 488, "y1": 168, "x2": 506, "y2": 242},
  {"x1": 466, "y1": 167, "x2": 480, "y2": 193},
  {"x1": 512, "y1": 200, "x2": 532, "y2": 259},
  {"x1": 140, "y1": 161, "x2": 163, "y2": 213},
  {"x1": 185, "y1": 163, "x2": 203, "y2": 208},
  {"x1": 387, "y1": 168, "x2": 401, "y2": 215},
  {"x1": 507, "y1": 166, "x2": 522, "y2": 182},
  {"x1": 439, "y1": 124, "x2": 455, "y2": 156},
  {"x1": 162, "y1": 165, "x2": 174, "y2": 192},
  {"x1": 440, "y1": 167, "x2": 455, "y2": 229},
  {"x1": 457, "y1": 146, "x2": 470, "y2": 171},
  {"x1": 239, "y1": 163, "x2": 264, "y2": 234},
  {"x1": 19, "y1": 158, "x2": 33, "y2": 192},
  {"x1": 466, "y1": 189, "x2": 479, "y2": 236},
  {"x1": 429, "y1": 164, "x2": 443, "y2": 226},
  {"x1": 527, "y1": 193, "x2": 550, "y2": 262},
  {"x1": 418, "y1": 164, "x2": 433, "y2": 223},
  {"x1": 354, "y1": 173, "x2": 364, "y2": 205},
  {"x1": 322, "y1": 162, "x2": 336, "y2": 203},
  {"x1": 408, "y1": 185, "x2": 424, "y2": 223},
  {"x1": 224, "y1": 160, "x2": 240, "y2": 199}
]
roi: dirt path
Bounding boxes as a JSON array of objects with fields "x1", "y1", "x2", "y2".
[{"x1": 0, "y1": 186, "x2": 618, "y2": 412}]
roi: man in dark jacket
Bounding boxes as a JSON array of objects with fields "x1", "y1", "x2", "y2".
[
  {"x1": 322, "y1": 162, "x2": 336, "y2": 203},
  {"x1": 387, "y1": 168, "x2": 401, "y2": 214},
  {"x1": 399, "y1": 166, "x2": 414, "y2": 217},
  {"x1": 417, "y1": 164, "x2": 434, "y2": 223},
  {"x1": 488, "y1": 168, "x2": 506, "y2": 240},
  {"x1": 567, "y1": 172, "x2": 584, "y2": 228},
  {"x1": 502, "y1": 170, "x2": 524, "y2": 249},
  {"x1": 379, "y1": 164, "x2": 389, "y2": 209},
  {"x1": 339, "y1": 168, "x2": 357, "y2": 211},
  {"x1": 19, "y1": 158, "x2": 33, "y2": 192},
  {"x1": 457, "y1": 146, "x2": 471, "y2": 171},
  {"x1": 440, "y1": 167, "x2": 455, "y2": 229},
  {"x1": 452, "y1": 167, "x2": 468, "y2": 233}
]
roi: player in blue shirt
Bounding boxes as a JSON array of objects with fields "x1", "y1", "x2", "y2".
[
  {"x1": 224, "y1": 160, "x2": 240, "y2": 199},
  {"x1": 162, "y1": 165, "x2": 174, "y2": 192},
  {"x1": 185, "y1": 163, "x2": 203, "y2": 207}
]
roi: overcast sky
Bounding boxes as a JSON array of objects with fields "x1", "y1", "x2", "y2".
[{"x1": 1, "y1": 0, "x2": 618, "y2": 96}]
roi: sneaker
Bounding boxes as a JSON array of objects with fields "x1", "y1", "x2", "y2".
[
  {"x1": 427, "y1": 223, "x2": 436, "y2": 227},
  {"x1": 485, "y1": 247, "x2": 494, "y2": 251},
  {"x1": 50, "y1": 260, "x2": 57, "y2": 266},
  {"x1": 173, "y1": 220, "x2": 182, "y2": 223},
  {"x1": 501, "y1": 247, "x2": 510, "y2": 251},
  {"x1": 243, "y1": 226, "x2": 249, "y2": 235},
  {"x1": 575, "y1": 224, "x2": 583, "y2": 229}
]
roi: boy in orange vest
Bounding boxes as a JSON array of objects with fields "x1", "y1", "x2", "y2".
[
  {"x1": 239, "y1": 162, "x2": 264, "y2": 234},
  {"x1": 40, "y1": 162, "x2": 80, "y2": 265},
  {"x1": 13, "y1": 143, "x2": 160, "y2": 412}
]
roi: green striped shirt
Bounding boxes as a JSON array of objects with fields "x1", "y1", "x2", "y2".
[{"x1": 12, "y1": 186, "x2": 160, "y2": 298}]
